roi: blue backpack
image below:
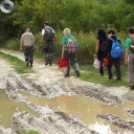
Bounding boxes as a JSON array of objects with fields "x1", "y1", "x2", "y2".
[{"x1": 109, "y1": 38, "x2": 124, "y2": 58}]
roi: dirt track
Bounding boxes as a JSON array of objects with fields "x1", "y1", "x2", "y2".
[{"x1": 0, "y1": 49, "x2": 134, "y2": 134}]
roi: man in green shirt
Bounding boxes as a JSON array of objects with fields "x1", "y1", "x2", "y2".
[{"x1": 124, "y1": 27, "x2": 134, "y2": 90}]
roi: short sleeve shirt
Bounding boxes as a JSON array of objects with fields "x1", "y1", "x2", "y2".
[
  {"x1": 41, "y1": 26, "x2": 55, "y2": 36},
  {"x1": 124, "y1": 36, "x2": 134, "y2": 54},
  {"x1": 61, "y1": 34, "x2": 76, "y2": 45},
  {"x1": 21, "y1": 32, "x2": 35, "y2": 46}
]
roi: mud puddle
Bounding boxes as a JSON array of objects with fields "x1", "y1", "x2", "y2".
[
  {"x1": 20, "y1": 90, "x2": 134, "y2": 132},
  {"x1": 0, "y1": 90, "x2": 39, "y2": 128}
]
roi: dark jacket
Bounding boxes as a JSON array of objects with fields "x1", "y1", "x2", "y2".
[{"x1": 104, "y1": 35, "x2": 121, "y2": 58}]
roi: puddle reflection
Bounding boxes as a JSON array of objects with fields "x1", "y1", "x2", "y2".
[
  {"x1": 20, "y1": 91, "x2": 134, "y2": 132},
  {"x1": 1, "y1": 89, "x2": 134, "y2": 132},
  {"x1": 0, "y1": 90, "x2": 39, "y2": 128}
]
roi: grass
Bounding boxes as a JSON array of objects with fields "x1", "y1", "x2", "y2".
[
  {"x1": 22, "y1": 130, "x2": 40, "y2": 134},
  {"x1": 70, "y1": 64, "x2": 129, "y2": 87},
  {"x1": 0, "y1": 51, "x2": 34, "y2": 74}
]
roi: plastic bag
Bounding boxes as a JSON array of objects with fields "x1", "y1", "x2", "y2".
[{"x1": 93, "y1": 58, "x2": 101, "y2": 70}]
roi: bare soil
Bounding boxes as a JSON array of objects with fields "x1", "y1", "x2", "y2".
[{"x1": 0, "y1": 49, "x2": 134, "y2": 134}]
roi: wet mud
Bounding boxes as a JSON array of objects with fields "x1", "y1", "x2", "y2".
[
  {"x1": 0, "y1": 49, "x2": 134, "y2": 134},
  {"x1": 96, "y1": 113, "x2": 134, "y2": 134}
]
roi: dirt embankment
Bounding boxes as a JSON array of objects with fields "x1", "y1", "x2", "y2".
[{"x1": 0, "y1": 49, "x2": 134, "y2": 134}]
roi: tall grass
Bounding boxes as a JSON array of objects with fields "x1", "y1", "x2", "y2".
[{"x1": 3, "y1": 30, "x2": 128, "y2": 64}]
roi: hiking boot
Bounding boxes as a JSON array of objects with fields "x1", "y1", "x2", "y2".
[
  {"x1": 30, "y1": 63, "x2": 33, "y2": 67},
  {"x1": 45, "y1": 62, "x2": 49, "y2": 66},
  {"x1": 64, "y1": 74, "x2": 70, "y2": 78},
  {"x1": 108, "y1": 78, "x2": 113, "y2": 81},
  {"x1": 116, "y1": 78, "x2": 121, "y2": 80},
  {"x1": 26, "y1": 62, "x2": 29, "y2": 66},
  {"x1": 75, "y1": 70, "x2": 80, "y2": 77},
  {"x1": 49, "y1": 61, "x2": 52, "y2": 66},
  {"x1": 130, "y1": 85, "x2": 134, "y2": 90}
]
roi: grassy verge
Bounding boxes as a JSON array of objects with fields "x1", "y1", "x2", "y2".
[
  {"x1": 70, "y1": 64, "x2": 129, "y2": 87},
  {"x1": 0, "y1": 51, "x2": 34, "y2": 74}
]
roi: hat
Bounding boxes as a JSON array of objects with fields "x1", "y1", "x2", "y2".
[
  {"x1": 102, "y1": 59, "x2": 109, "y2": 66},
  {"x1": 44, "y1": 21, "x2": 48, "y2": 25}
]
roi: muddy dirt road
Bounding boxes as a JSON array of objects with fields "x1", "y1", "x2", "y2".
[{"x1": 0, "y1": 49, "x2": 134, "y2": 134}]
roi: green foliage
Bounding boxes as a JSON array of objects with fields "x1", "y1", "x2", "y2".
[{"x1": 4, "y1": 38, "x2": 20, "y2": 50}]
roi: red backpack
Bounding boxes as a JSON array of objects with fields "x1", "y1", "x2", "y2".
[{"x1": 130, "y1": 38, "x2": 134, "y2": 53}]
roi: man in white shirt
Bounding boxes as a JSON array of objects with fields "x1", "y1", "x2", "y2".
[{"x1": 40, "y1": 21, "x2": 55, "y2": 66}]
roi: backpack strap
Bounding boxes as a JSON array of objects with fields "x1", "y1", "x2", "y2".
[
  {"x1": 109, "y1": 37, "x2": 114, "y2": 42},
  {"x1": 109, "y1": 37, "x2": 120, "y2": 42}
]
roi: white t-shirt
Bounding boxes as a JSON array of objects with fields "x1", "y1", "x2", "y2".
[{"x1": 41, "y1": 26, "x2": 55, "y2": 36}]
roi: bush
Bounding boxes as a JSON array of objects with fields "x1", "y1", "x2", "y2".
[{"x1": 4, "y1": 38, "x2": 20, "y2": 50}]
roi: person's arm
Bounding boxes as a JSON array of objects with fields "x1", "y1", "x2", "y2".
[
  {"x1": 20, "y1": 36, "x2": 23, "y2": 51},
  {"x1": 124, "y1": 48, "x2": 129, "y2": 65},
  {"x1": 40, "y1": 29, "x2": 45, "y2": 46},
  {"x1": 40, "y1": 36, "x2": 44, "y2": 45},
  {"x1": 20, "y1": 40, "x2": 23, "y2": 51},
  {"x1": 94, "y1": 39, "x2": 100, "y2": 58},
  {"x1": 124, "y1": 38, "x2": 131, "y2": 65},
  {"x1": 61, "y1": 45, "x2": 65, "y2": 59}
]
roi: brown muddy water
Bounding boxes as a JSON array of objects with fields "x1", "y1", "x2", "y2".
[{"x1": 1, "y1": 89, "x2": 134, "y2": 132}]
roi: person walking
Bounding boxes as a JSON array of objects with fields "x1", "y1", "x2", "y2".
[
  {"x1": 40, "y1": 21, "x2": 55, "y2": 66},
  {"x1": 20, "y1": 28, "x2": 35, "y2": 67},
  {"x1": 104, "y1": 29, "x2": 122, "y2": 80},
  {"x1": 61, "y1": 28, "x2": 80, "y2": 77},
  {"x1": 124, "y1": 27, "x2": 134, "y2": 90},
  {"x1": 94, "y1": 28, "x2": 108, "y2": 76}
]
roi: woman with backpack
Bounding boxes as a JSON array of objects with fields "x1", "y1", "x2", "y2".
[
  {"x1": 94, "y1": 28, "x2": 108, "y2": 76},
  {"x1": 61, "y1": 28, "x2": 80, "y2": 77}
]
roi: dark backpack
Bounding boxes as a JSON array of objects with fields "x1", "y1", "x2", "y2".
[
  {"x1": 130, "y1": 37, "x2": 134, "y2": 53},
  {"x1": 65, "y1": 36, "x2": 78, "y2": 54},
  {"x1": 44, "y1": 27, "x2": 54, "y2": 42},
  {"x1": 109, "y1": 38, "x2": 124, "y2": 58},
  {"x1": 100, "y1": 38, "x2": 107, "y2": 52}
]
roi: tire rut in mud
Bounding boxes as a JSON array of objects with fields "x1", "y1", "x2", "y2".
[
  {"x1": 96, "y1": 113, "x2": 134, "y2": 133},
  {"x1": 5, "y1": 73, "x2": 123, "y2": 105}
]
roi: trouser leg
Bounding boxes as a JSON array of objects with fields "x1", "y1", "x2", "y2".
[
  {"x1": 99, "y1": 58, "x2": 104, "y2": 75},
  {"x1": 70, "y1": 54, "x2": 79, "y2": 71},
  {"x1": 128, "y1": 54, "x2": 134, "y2": 86},
  {"x1": 107, "y1": 58, "x2": 113, "y2": 79},
  {"x1": 114, "y1": 58, "x2": 121, "y2": 80},
  {"x1": 24, "y1": 47, "x2": 29, "y2": 62},
  {"x1": 28, "y1": 46, "x2": 34, "y2": 64}
]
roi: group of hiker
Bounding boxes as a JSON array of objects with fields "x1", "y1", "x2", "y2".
[
  {"x1": 94, "y1": 27, "x2": 134, "y2": 90},
  {"x1": 19, "y1": 21, "x2": 134, "y2": 90},
  {"x1": 19, "y1": 21, "x2": 80, "y2": 78}
]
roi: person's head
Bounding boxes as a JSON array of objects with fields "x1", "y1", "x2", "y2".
[
  {"x1": 107, "y1": 29, "x2": 116, "y2": 38},
  {"x1": 44, "y1": 21, "x2": 49, "y2": 27},
  {"x1": 128, "y1": 27, "x2": 134, "y2": 37},
  {"x1": 63, "y1": 28, "x2": 71, "y2": 36},
  {"x1": 25, "y1": 28, "x2": 30, "y2": 32},
  {"x1": 97, "y1": 28, "x2": 106, "y2": 38}
]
